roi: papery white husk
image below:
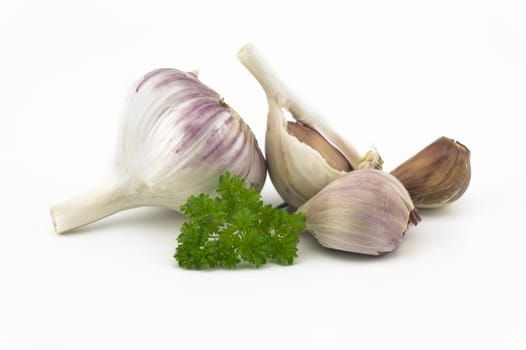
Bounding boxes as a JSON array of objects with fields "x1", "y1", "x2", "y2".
[
  {"x1": 297, "y1": 169, "x2": 421, "y2": 255},
  {"x1": 238, "y1": 44, "x2": 381, "y2": 209},
  {"x1": 51, "y1": 68, "x2": 266, "y2": 233},
  {"x1": 264, "y1": 102, "x2": 348, "y2": 208}
]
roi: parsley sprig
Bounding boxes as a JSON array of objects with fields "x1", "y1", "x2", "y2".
[{"x1": 174, "y1": 172, "x2": 306, "y2": 269}]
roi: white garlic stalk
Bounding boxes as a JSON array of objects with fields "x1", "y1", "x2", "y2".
[
  {"x1": 238, "y1": 44, "x2": 382, "y2": 209},
  {"x1": 51, "y1": 68, "x2": 266, "y2": 233},
  {"x1": 298, "y1": 169, "x2": 421, "y2": 256}
]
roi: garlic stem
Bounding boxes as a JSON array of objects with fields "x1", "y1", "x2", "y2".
[
  {"x1": 238, "y1": 44, "x2": 363, "y2": 168},
  {"x1": 50, "y1": 179, "x2": 138, "y2": 234},
  {"x1": 238, "y1": 44, "x2": 290, "y2": 105}
]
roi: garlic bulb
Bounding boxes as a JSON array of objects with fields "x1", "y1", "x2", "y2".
[
  {"x1": 51, "y1": 68, "x2": 266, "y2": 233},
  {"x1": 238, "y1": 44, "x2": 382, "y2": 209},
  {"x1": 297, "y1": 169, "x2": 421, "y2": 256},
  {"x1": 391, "y1": 136, "x2": 471, "y2": 208}
]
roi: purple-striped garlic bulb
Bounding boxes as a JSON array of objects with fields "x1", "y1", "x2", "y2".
[
  {"x1": 51, "y1": 69, "x2": 266, "y2": 233},
  {"x1": 297, "y1": 169, "x2": 421, "y2": 256}
]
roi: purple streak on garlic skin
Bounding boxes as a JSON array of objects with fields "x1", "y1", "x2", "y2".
[
  {"x1": 231, "y1": 125, "x2": 249, "y2": 163},
  {"x1": 154, "y1": 71, "x2": 217, "y2": 97},
  {"x1": 201, "y1": 117, "x2": 237, "y2": 160},
  {"x1": 155, "y1": 74, "x2": 196, "y2": 91},
  {"x1": 135, "y1": 68, "x2": 173, "y2": 92},
  {"x1": 181, "y1": 102, "x2": 226, "y2": 132},
  {"x1": 145, "y1": 89, "x2": 204, "y2": 126},
  {"x1": 168, "y1": 91, "x2": 209, "y2": 113},
  {"x1": 177, "y1": 106, "x2": 227, "y2": 149}
]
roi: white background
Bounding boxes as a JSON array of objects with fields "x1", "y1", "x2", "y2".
[{"x1": 1, "y1": 0, "x2": 525, "y2": 349}]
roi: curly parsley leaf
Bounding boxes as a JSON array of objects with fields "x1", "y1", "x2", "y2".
[{"x1": 174, "y1": 172, "x2": 305, "y2": 269}]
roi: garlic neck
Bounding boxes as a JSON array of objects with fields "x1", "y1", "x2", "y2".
[{"x1": 238, "y1": 44, "x2": 290, "y2": 105}]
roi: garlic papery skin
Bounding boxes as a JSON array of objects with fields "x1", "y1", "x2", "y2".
[
  {"x1": 297, "y1": 169, "x2": 421, "y2": 256},
  {"x1": 51, "y1": 68, "x2": 266, "y2": 234},
  {"x1": 391, "y1": 136, "x2": 471, "y2": 208},
  {"x1": 238, "y1": 44, "x2": 382, "y2": 209}
]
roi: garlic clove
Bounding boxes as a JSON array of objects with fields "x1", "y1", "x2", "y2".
[
  {"x1": 391, "y1": 136, "x2": 471, "y2": 208},
  {"x1": 238, "y1": 44, "x2": 382, "y2": 209},
  {"x1": 51, "y1": 68, "x2": 266, "y2": 233},
  {"x1": 297, "y1": 169, "x2": 421, "y2": 256},
  {"x1": 286, "y1": 121, "x2": 351, "y2": 172},
  {"x1": 265, "y1": 103, "x2": 350, "y2": 209}
]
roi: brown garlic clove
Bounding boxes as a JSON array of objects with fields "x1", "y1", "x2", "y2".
[
  {"x1": 297, "y1": 169, "x2": 421, "y2": 256},
  {"x1": 391, "y1": 136, "x2": 471, "y2": 209}
]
